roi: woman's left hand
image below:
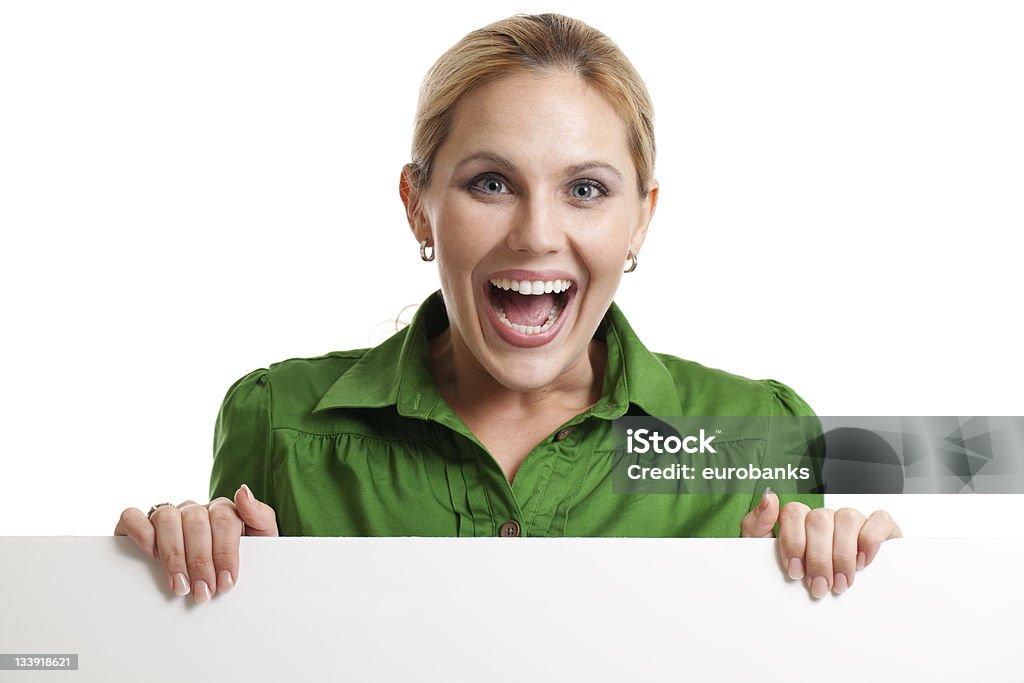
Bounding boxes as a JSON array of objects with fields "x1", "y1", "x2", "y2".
[{"x1": 740, "y1": 490, "x2": 902, "y2": 598}]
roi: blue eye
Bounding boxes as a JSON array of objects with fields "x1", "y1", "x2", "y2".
[
  {"x1": 471, "y1": 174, "x2": 508, "y2": 194},
  {"x1": 571, "y1": 180, "x2": 607, "y2": 201}
]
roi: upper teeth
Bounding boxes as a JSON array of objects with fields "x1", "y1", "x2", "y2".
[{"x1": 489, "y1": 278, "x2": 573, "y2": 295}]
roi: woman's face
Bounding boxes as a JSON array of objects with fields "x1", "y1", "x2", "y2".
[{"x1": 403, "y1": 70, "x2": 658, "y2": 394}]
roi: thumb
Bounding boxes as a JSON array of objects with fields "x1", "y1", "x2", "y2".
[
  {"x1": 740, "y1": 487, "x2": 779, "y2": 538},
  {"x1": 234, "y1": 483, "x2": 279, "y2": 537}
]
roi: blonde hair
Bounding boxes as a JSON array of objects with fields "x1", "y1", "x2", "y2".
[{"x1": 406, "y1": 13, "x2": 656, "y2": 198}]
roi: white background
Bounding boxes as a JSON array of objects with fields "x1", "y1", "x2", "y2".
[{"x1": 1, "y1": 1, "x2": 1020, "y2": 536}]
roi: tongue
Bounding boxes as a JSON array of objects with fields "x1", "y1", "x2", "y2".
[{"x1": 494, "y1": 290, "x2": 556, "y2": 326}]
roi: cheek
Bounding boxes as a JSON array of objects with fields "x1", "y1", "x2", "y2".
[
  {"x1": 431, "y1": 210, "x2": 489, "y2": 293},
  {"x1": 434, "y1": 204, "x2": 503, "y2": 268},
  {"x1": 577, "y1": 216, "x2": 635, "y2": 277}
]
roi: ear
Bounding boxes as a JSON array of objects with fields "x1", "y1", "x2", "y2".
[
  {"x1": 628, "y1": 178, "x2": 659, "y2": 257},
  {"x1": 399, "y1": 164, "x2": 431, "y2": 244}
]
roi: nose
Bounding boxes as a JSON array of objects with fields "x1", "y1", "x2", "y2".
[{"x1": 504, "y1": 193, "x2": 567, "y2": 256}]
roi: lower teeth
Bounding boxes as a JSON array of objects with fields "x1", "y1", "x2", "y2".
[{"x1": 495, "y1": 303, "x2": 563, "y2": 335}]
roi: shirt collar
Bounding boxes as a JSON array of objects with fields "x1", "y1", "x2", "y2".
[{"x1": 312, "y1": 289, "x2": 682, "y2": 420}]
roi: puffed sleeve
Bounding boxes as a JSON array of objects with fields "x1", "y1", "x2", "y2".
[
  {"x1": 209, "y1": 368, "x2": 273, "y2": 505},
  {"x1": 752, "y1": 379, "x2": 826, "y2": 517}
]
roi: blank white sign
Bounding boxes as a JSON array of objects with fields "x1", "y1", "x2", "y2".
[{"x1": 1, "y1": 537, "x2": 1020, "y2": 682}]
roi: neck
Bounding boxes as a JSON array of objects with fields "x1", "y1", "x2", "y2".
[{"x1": 428, "y1": 328, "x2": 607, "y2": 420}]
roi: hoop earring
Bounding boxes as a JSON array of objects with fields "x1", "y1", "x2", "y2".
[
  {"x1": 624, "y1": 251, "x2": 638, "y2": 273},
  {"x1": 419, "y1": 240, "x2": 435, "y2": 262}
]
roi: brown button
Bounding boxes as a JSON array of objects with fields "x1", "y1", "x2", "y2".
[
  {"x1": 498, "y1": 519, "x2": 521, "y2": 537},
  {"x1": 554, "y1": 427, "x2": 574, "y2": 442}
]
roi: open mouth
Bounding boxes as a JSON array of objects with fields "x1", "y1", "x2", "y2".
[{"x1": 483, "y1": 276, "x2": 577, "y2": 347}]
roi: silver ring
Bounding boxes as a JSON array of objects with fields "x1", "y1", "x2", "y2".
[{"x1": 147, "y1": 502, "x2": 174, "y2": 520}]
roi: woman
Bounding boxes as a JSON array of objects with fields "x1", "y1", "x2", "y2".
[{"x1": 115, "y1": 13, "x2": 900, "y2": 604}]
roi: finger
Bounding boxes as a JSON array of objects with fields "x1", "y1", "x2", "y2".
[
  {"x1": 778, "y1": 501, "x2": 810, "y2": 580},
  {"x1": 858, "y1": 510, "x2": 902, "y2": 569},
  {"x1": 207, "y1": 497, "x2": 243, "y2": 594},
  {"x1": 831, "y1": 507, "x2": 867, "y2": 594},
  {"x1": 804, "y1": 507, "x2": 835, "y2": 599},
  {"x1": 114, "y1": 507, "x2": 158, "y2": 560},
  {"x1": 180, "y1": 502, "x2": 216, "y2": 604},
  {"x1": 235, "y1": 483, "x2": 279, "y2": 537},
  {"x1": 150, "y1": 503, "x2": 191, "y2": 597},
  {"x1": 740, "y1": 487, "x2": 778, "y2": 538}
]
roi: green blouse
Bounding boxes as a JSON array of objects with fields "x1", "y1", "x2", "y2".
[{"x1": 209, "y1": 289, "x2": 823, "y2": 537}]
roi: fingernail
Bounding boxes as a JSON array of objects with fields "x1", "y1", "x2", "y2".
[
  {"x1": 833, "y1": 572, "x2": 849, "y2": 595},
  {"x1": 787, "y1": 558, "x2": 804, "y2": 580},
  {"x1": 857, "y1": 551, "x2": 867, "y2": 571},
  {"x1": 218, "y1": 570, "x2": 234, "y2": 593},
  {"x1": 173, "y1": 573, "x2": 190, "y2": 596},
  {"x1": 760, "y1": 486, "x2": 772, "y2": 508},
  {"x1": 810, "y1": 576, "x2": 829, "y2": 599},
  {"x1": 241, "y1": 483, "x2": 255, "y2": 504},
  {"x1": 193, "y1": 580, "x2": 211, "y2": 604}
]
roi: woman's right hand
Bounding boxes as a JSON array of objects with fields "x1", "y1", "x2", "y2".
[{"x1": 114, "y1": 484, "x2": 278, "y2": 604}]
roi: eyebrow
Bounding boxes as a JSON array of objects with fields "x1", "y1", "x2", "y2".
[{"x1": 455, "y1": 151, "x2": 624, "y2": 182}]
